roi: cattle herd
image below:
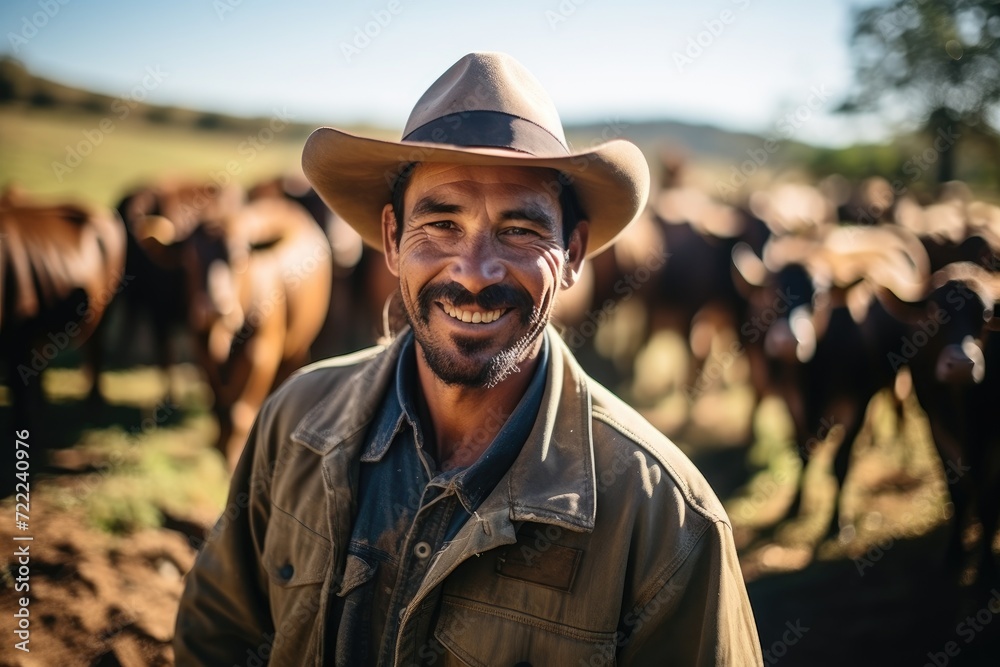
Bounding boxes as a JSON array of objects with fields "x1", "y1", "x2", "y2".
[{"x1": 1, "y1": 161, "x2": 998, "y2": 584}]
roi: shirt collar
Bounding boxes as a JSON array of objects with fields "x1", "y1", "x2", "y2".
[
  {"x1": 361, "y1": 331, "x2": 550, "y2": 511},
  {"x1": 291, "y1": 326, "x2": 598, "y2": 533},
  {"x1": 360, "y1": 333, "x2": 414, "y2": 463},
  {"x1": 442, "y1": 335, "x2": 548, "y2": 510}
]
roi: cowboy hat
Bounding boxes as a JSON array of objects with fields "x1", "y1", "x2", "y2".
[{"x1": 302, "y1": 51, "x2": 650, "y2": 258}]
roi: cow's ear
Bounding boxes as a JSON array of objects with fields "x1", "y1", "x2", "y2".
[{"x1": 381, "y1": 203, "x2": 400, "y2": 277}]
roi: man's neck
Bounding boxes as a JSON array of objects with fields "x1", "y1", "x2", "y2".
[{"x1": 413, "y1": 339, "x2": 543, "y2": 471}]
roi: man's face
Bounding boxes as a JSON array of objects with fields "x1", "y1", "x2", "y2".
[{"x1": 382, "y1": 163, "x2": 588, "y2": 388}]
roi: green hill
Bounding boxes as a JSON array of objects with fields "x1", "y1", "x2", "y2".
[{"x1": 4, "y1": 56, "x2": 991, "y2": 208}]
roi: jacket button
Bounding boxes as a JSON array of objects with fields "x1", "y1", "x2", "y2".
[
  {"x1": 278, "y1": 563, "x2": 294, "y2": 581},
  {"x1": 413, "y1": 541, "x2": 431, "y2": 559}
]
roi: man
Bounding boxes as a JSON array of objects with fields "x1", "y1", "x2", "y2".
[{"x1": 175, "y1": 52, "x2": 762, "y2": 666}]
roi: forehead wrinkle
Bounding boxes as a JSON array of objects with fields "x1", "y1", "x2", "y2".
[{"x1": 407, "y1": 174, "x2": 561, "y2": 228}]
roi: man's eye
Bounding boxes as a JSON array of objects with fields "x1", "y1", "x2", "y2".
[
  {"x1": 426, "y1": 221, "x2": 456, "y2": 230},
  {"x1": 502, "y1": 227, "x2": 537, "y2": 237}
]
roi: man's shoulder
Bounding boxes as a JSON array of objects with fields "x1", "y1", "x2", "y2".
[
  {"x1": 294, "y1": 343, "x2": 388, "y2": 378},
  {"x1": 585, "y1": 377, "x2": 730, "y2": 528},
  {"x1": 256, "y1": 342, "x2": 391, "y2": 437}
]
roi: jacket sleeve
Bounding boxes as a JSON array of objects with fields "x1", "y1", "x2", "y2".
[
  {"x1": 173, "y1": 402, "x2": 278, "y2": 666},
  {"x1": 617, "y1": 519, "x2": 763, "y2": 667}
]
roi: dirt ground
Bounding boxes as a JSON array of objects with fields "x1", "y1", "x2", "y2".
[{"x1": 0, "y1": 491, "x2": 198, "y2": 666}]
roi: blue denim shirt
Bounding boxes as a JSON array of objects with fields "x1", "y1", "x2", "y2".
[{"x1": 330, "y1": 331, "x2": 549, "y2": 665}]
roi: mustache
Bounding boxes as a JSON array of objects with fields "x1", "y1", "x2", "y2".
[{"x1": 417, "y1": 281, "x2": 534, "y2": 323}]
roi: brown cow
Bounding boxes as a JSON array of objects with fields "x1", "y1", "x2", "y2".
[
  {"x1": 114, "y1": 181, "x2": 245, "y2": 401},
  {"x1": 0, "y1": 187, "x2": 125, "y2": 435},
  {"x1": 247, "y1": 174, "x2": 395, "y2": 356},
  {"x1": 144, "y1": 196, "x2": 333, "y2": 468}
]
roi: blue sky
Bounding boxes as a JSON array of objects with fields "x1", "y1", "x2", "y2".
[{"x1": 1, "y1": 0, "x2": 890, "y2": 147}]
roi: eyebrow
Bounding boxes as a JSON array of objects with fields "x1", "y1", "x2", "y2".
[
  {"x1": 500, "y1": 204, "x2": 558, "y2": 233},
  {"x1": 410, "y1": 196, "x2": 463, "y2": 219}
]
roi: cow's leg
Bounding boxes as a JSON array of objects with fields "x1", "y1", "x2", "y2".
[
  {"x1": 223, "y1": 333, "x2": 284, "y2": 471},
  {"x1": 158, "y1": 327, "x2": 178, "y2": 405},
  {"x1": 84, "y1": 317, "x2": 107, "y2": 405},
  {"x1": 930, "y1": 426, "x2": 973, "y2": 574},
  {"x1": 971, "y1": 453, "x2": 1000, "y2": 587},
  {"x1": 781, "y1": 381, "x2": 812, "y2": 524},
  {"x1": 977, "y1": 491, "x2": 999, "y2": 587},
  {"x1": 827, "y1": 402, "x2": 865, "y2": 538},
  {"x1": 8, "y1": 334, "x2": 45, "y2": 444}
]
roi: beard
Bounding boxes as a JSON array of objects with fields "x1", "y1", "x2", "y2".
[{"x1": 404, "y1": 280, "x2": 545, "y2": 388}]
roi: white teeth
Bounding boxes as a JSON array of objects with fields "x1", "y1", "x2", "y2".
[{"x1": 443, "y1": 306, "x2": 504, "y2": 324}]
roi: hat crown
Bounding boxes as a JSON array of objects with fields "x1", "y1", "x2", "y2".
[{"x1": 403, "y1": 52, "x2": 568, "y2": 150}]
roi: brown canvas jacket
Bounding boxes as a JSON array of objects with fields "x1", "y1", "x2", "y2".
[{"x1": 174, "y1": 327, "x2": 763, "y2": 666}]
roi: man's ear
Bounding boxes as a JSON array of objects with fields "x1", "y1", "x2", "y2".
[
  {"x1": 381, "y1": 203, "x2": 400, "y2": 277},
  {"x1": 562, "y1": 220, "x2": 589, "y2": 289}
]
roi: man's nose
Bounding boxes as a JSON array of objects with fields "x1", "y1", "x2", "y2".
[{"x1": 447, "y1": 235, "x2": 506, "y2": 293}]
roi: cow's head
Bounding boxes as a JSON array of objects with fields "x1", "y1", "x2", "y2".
[
  {"x1": 928, "y1": 262, "x2": 1000, "y2": 384},
  {"x1": 185, "y1": 224, "x2": 247, "y2": 365}
]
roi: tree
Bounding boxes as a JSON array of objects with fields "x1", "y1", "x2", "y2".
[{"x1": 840, "y1": 0, "x2": 1000, "y2": 183}]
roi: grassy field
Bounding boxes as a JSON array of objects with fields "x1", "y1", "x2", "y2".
[{"x1": 0, "y1": 103, "x2": 396, "y2": 207}]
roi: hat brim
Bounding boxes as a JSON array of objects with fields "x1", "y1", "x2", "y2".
[{"x1": 301, "y1": 127, "x2": 650, "y2": 258}]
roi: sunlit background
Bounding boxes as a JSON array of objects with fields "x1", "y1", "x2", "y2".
[{"x1": 2, "y1": 1, "x2": 999, "y2": 665}]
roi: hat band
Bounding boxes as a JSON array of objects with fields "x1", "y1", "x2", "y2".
[{"x1": 402, "y1": 110, "x2": 569, "y2": 157}]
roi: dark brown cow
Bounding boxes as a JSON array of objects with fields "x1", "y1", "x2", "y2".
[
  {"x1": 900, "y1": 261, "x2": 1000, "y2": 584},
  {"x1": 737, "y1": 224, "x2": 930, "y2": 539},
  {"x1": 0, "y1": 187, "x2": 125, "y2": 431},
  {"x1": 562, "y1": 186, "x2": 771, "y2": 405}
]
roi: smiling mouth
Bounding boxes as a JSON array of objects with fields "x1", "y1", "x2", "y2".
[{"x1": 440, "y1": 303, "x2": 507, "y2": 324}]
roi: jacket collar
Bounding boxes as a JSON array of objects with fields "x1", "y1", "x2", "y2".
[{"x1": 290, "y1": 326, "x2": 597, "y2": 532}]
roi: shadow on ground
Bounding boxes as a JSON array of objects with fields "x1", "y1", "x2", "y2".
[{"x1": 746, "y1": 524, "x2": 1000, "y2": 666}]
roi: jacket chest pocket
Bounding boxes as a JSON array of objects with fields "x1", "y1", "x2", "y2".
[{"x1": 261, "y1": 507, "x2": 332, "y2": 659}]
